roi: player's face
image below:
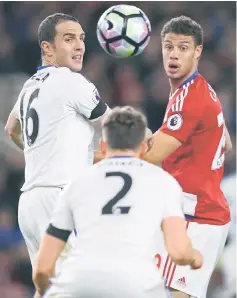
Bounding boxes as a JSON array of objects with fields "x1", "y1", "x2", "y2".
[
  {"x1": 46, "y1": 21, "x2": 85, "y2": 72},
  {"x1": 162, "y1": 33, "x2": 202, "y2": 82}
]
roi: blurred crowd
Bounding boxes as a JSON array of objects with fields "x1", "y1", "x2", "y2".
[{"x1": 0, "y1": 1, "x2": 235, "y2": 297}]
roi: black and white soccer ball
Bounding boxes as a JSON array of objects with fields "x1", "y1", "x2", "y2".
[{"x1": 97, "y1": 5, "x2": 151, "y2": 58}]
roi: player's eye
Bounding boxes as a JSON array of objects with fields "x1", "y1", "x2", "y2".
[
  {"x1": 65, "y1": 38, "x2": 73, "y2": 42},
  {"x1": 165, "y1": 45, "x2": 172, "y2": 50},
  {"x1": 180, "y1": 46, "x2": 188, "y2": 51}
]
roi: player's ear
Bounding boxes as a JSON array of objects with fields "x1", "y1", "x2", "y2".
[
  {"x1": 146, "y1": 136, "x2": 153, "y2": 153},
  {"x1": 195, "y1": 45, "x2": 203, "y2": 60},
  {"x1": 139, "y1": 142, "x2": 147, "y2": 159},
  {"x1": 99, "y1": 138, "x2": 107, "y2": 156},
  {"x1": 41, "y1": 41, "x2": 54, "y2": 57}
]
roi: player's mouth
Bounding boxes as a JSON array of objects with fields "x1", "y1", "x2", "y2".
[
  {"x1": 72, "y1": 55, "x2": 82, "y2": 63},
  {"x1": 167, "y1": 62, "x2": 180, "y2": 74}
]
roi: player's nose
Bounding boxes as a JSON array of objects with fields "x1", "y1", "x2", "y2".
[
  {"x1": 169, "y1": 47, "x2": 179, "y2": 59},
  {"x1": 74, "y1": 39, "x2": 84, "y2": 52}
]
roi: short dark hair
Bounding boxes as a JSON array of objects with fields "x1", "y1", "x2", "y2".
[
  {"x1": 161, "y1": 16, "x2": 203, "y2": 46},
  {"x1": 103, "y1": 106, "x2": 147, "y2": 150},
  {"x1": 38, "y1": 13, "x2": 80, "y2": 46}
]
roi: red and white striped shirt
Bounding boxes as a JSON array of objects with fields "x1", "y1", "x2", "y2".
[{"x1": 160, "y1": 72, "x2": 230, "y2": 225}]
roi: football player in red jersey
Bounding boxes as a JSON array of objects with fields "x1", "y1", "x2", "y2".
[{"x1": 145, "y1": 16, "x2": 232, "y2": 298}]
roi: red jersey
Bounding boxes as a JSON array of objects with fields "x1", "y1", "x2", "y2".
[{"x1": 160, "y1": 71, "x2": 230, "y2": 225}]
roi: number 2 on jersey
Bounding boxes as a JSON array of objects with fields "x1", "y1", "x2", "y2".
[
  {"x1": 20, "y1": 89, "x2": 40, "y2": 147},
  {"x1": 102, "y1": 172, "x2": 132, "y2": 215},
  {"x1": 212, "y1": 112, "x2": 225, "y2": 170}
]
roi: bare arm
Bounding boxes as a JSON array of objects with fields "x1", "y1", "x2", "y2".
[
  {"x1": 161, "y1": 217, "x2": 203, "y2": 268},
  {"x1": 33, "y1": 234, "x2": 66, "y2": 295},
  {"x1": 224, "y1": 124, "x2": 232, "y2": 152},
  {"x1": 94, "y1": 151, "x2": 104, "y2": 164},
  {"x1": 5, "y1": 110, "x2": 23, "y2": 150},
  {"x1": 92, "y1": 106, "x2": 111, "y2": 164},
  {"x1": 144, "y1": 130, "x2": 182, "y2": 166}
]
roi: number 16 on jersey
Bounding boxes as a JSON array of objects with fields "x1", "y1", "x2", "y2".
[{"x1": 20, "y1": 88, "x2": 40, "y2": 147}]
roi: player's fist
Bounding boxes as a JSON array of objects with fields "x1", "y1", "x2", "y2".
[{"x1": 190, "y1": 249, "x2": 203, "y2": 270}]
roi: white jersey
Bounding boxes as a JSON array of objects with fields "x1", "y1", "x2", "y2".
[
  {"x1": 48, "y1": 157, "x2": 184, "y2": 261},
  {"x1": 13, "y1": 66, "x2": 108, "y2": 191}
]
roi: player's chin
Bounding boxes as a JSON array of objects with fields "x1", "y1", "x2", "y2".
[
  {"x1": 71, "y1": 61, "x2": 83, "y2": 72},
  {"x1": 166, "y1": 71, "x2": 182, "y2": 80}
]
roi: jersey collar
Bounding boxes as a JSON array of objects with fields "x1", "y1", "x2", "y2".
[
  {"x1": 178, "y1": 70, "x2": 199, "y2": 89},
  {"x1": 37, "y1": 65, "x2": 55, "y2": 71}
]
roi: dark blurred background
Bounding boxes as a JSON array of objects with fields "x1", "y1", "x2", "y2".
[{"x1": 0, "y1": 2, "x2": 235, "y2": 297}]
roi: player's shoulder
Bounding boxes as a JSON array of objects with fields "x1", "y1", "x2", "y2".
[
  {"x1": 22, "y1": 67, "x2": 70, "y2": 88},
  {"x1": 140, "y1": 160, "x2": 182, "y2": 190},
  {"x1": 188, "y1": 74, "x2": 218, "y2": 102},
  {"x1": 173, "y1": 74, "x2": 214, "y2": 114},
  {"x1": 68, "y1": 71, "x2": 96, "y2": 91},
  {"x1": 180, "y1": 74, "x2": 205, "y2": 101},
  {"x1": 41, "y1": 67, "x2": 96, "y2": 90}
]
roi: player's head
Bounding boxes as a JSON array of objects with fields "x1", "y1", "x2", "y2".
[
  {"x1": 161, "y1": 16, "x2": 203, "y2": 81},
  {"x1": 101, "y1": 106, "x2": 149, "y2": 158},
  {"x1": 38, "y1": 13, "x2": 85, "y2": 72}
]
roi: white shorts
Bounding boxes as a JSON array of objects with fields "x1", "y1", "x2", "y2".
[
  {"x1": 221, "y1": 237, "x2": 236, "y2": 296},
  {"x1": 18, "y1": 187, "x2": 75, "y2": 270},
  {"x1": 155, "y1": 221, "x2": 230, "y2": 298},
  {"x1": 44, "y1": 255, "x2": 167, "y2": 298}
]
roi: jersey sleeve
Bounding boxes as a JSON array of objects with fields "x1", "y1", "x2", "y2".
[
  {"x1": 68, "y1": 74, "x2": 108, "y2": 121},
  {"x1": 160, "y1": 89, "x2": 203, "y2": 143},
  {"x1": 47, "y1": 185, "x2": 75, "y2": 241},
  {"x1": 12, "y1": 96, "x2": 21, "y2": 120},
  {"x1": 162, "y1": 175, "x2": 184, "y2": 219}
]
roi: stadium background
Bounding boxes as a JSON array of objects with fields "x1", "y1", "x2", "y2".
[{"x1": 0, "y1": 1, "x2": 235, "y2": 297}]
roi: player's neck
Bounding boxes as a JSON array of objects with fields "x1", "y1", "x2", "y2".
[
  {"x1": 41, "y1": 57, "x2": 60, "y2": 68},
  {"x1": 169, "y1": 68, "x2": 198, "y2": 94},
  {"x1": 105, "y1": 150, "x2": 139, "y2": 158}
]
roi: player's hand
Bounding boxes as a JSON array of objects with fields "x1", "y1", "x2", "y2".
[{"x1": 190, "y1": 249, "x2": 203, "y2": 270}]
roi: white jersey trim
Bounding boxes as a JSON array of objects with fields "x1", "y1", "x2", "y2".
[{"x1": 181, "y1": 192, "x2": 198, "y2": 217}]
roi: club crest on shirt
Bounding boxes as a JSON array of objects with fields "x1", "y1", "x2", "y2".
[
  {"x1": 167, "y1": 113, "x2": 183, "y2": 130},
  {"x1": 92, "y1": 88, "x2": 101, "y2": 105}
]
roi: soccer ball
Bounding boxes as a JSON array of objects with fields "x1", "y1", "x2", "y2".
[{"x1": 97, "y1": 5, "x2": 151, "y2": 58}]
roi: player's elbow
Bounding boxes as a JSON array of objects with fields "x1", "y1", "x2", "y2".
[
  {"x1": 33, "y1": 267, "x2": 51, "y2": 296},
  {"x1": 33, "y1": 269, "x2": 48, "y2": 282},
  {"x1": 4, "y1": 123, "x2": 13, "y2": 137},
  {"x1": 34, "y1": 254, "x2": 55, "y2": 278},
  {"x1": 225, "y1": 141, "x2": 233, "y2": 153},
  {"x1": 4, "y1": 123, "x2": 19, "y2": 140},
  {"x1": 34, "y1": 263, "x2": 52, "y2": 277}
]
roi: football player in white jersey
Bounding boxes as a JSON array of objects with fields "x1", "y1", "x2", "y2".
[
  {"x1": 33, "y1": 107, "x2": 203, "y2": 298},
  {"x1": 5, "y1": 13, "x2": 110, "y2": 269}
]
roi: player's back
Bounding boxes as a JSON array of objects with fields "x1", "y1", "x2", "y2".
[
  {"x1": 65, "y1": 157, "x2": 182, "y2": 259},
  {"x1": 160, "y1": 73, "x2": 230, "y2": 225},
  {"x1": 17, "y1": 66, "x2": 95, "y2": 191}
]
